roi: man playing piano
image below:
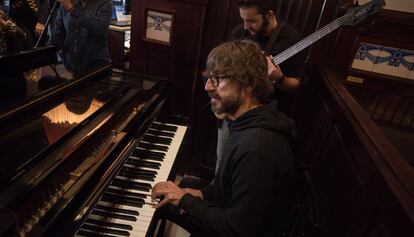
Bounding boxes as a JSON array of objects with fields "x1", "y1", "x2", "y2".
[{"x1": 152, "y1": 40, "x2": 297, "y2": 237}]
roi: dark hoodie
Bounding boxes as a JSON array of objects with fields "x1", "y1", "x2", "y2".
[{"x1": 179, "y1": 101, "x2": 297, "y2": 237}]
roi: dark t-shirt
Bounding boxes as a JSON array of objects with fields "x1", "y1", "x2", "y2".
[{"x1": 231, "y1": 22, "x2": 306, "y2": 78}]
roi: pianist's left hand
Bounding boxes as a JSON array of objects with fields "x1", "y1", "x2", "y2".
[{"x1": 151, "y1": 181, "x2": 186, "y2": 208}]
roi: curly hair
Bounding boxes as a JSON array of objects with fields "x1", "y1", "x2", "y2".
[{"x1": 203, "y1": 40, "x2": 273, "y2": 103}]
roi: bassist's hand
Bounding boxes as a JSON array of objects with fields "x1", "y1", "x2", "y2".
[{"x1": 266, "y1": 56, "x2": 284, "y2": 82}]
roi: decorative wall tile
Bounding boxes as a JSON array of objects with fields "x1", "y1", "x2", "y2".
[
  {"x1": 372, "y1": 47, "x2": 410, "y2": 78},
  {"x1": 352, "y1": 42, "x2": 414, "y2": 80},
  {"x1": 352, "y1": 43, "x2": 380, "y2": 71},
  {"x1": 405, "y1": 55, "x2": 414, "y2": 80},
  {"x1": 145, "y1": 10, "x2": 173, "y2": 44}
]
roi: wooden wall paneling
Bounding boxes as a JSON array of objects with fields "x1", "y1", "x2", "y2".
[
  {"x1": 107, "y1": 30, "x2": 125, "y2": 69},
  {"x1": 312, "y1": 126, "x2": 365, "y2": 236},
  {"x1": 297, "y1": 90, "x2": 334, "y2": 170},
  {"x1": 364, "y1": 206, "x2": 391, "y2": 237},
  {"x1": 327, "y1": 110, "x2": 384, "y2": 237},
  {"x1": 365, "y1": 187, "x2": 414, "y2": 237},
  {"x1": 274, "y1": 0, "x2": 318, "y2": 37},
  {"x1": 325, "y1": 26, "x2": 358, "y2": 72},
  {"x1": 289, "y1": 0, "x2": 304, "y2": 28},
  {"x1": 224, "y1": 0, "x2": 241, "y2": 40},
  {"x1": 333, "y1": 68, "x2": 413, "y2": 235},
  {"x1": 364, "y1": 185, "x2": 413, "y2": 237},
  {"x1": 187, "y1": 0, "x2": 235, "y2": 178},
  {"x1": 276, "y1": 0, "x2": 293, "y2": 21},
  {"x1": 293, "y1": 0, "x2": 313, "y2": 35},
  {"x1": 295, "y1": 66, "x2": 414, "y2": 236},
  {"x1": 308, "y1": 0, "x2": 352, "y2": 66},
  {"x1": 166, "y1": 2, "x2": 207, "y2": 115},
  {"x1": 129, "y1": 0, "x2": 208, "y2": 117},
  {"x1": 284, "y1": 0, "x2": 298, "y2": 24},
  {"x1": 338, "y1": 121, "x2": 386, "y2": 237},
  {"x1": 357, "y1": 9, "x2": 414, "y2": 51}
]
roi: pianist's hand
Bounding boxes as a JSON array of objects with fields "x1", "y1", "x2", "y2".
[{"x1": 151, "y1": 181, "x2": 186, "y2": 208}]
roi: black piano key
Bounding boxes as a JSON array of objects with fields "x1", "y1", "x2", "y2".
[
  {"x1": 137, "y1": 142, "x2": 169, "y2": 152},
  {"x1": 118, "y1": 170, "x2": 155, "y2": 181},
  {"x1": 101, "y1": 193, "x2": 144, "y2": 208},
  {"x1": 91, "y1": 209, "x2": 137, "y2": 222},
  {"x1": 121, "y1": 166, "x2": 157, "y2": 176},
  {"x1": 113, "y1": 177, "x2": 153, "y2": 189},
  {"x1": 146, "y1": 128, "x2": 175, "y2": 138},
  {"x1": 80, "y1": 223, "x2": 130, "y2": 236},
  {"x1": 133, "y1": 148, "x2": 165, "y2": 159},
  {"x1": 77, "y1": 229, "x2": 120, "y2": 237},
  {"x1": 126, "y1": 159, "x2": 161, "y2": 170},
  {"x1": 150, "y1": 123, "x2": 178, "y2": 132},
  {"x1": 112, "y1": 178, "x2": 152, "y2": 192},
  {"x1": 95, "y1": 204, "x2": 139, "y2": 216},
  {"x1": 142, "y1": 134, "x2": 172, "y2": 145},
  {"x1": 106, "y1": 187, "x2": 148, "y2": 200},
  {"x1": 129, "y1": 154, "x2": 164, "y2": 162},
  {"x1": 85, "y1": 218, "x2": 133, "y2": 231}
]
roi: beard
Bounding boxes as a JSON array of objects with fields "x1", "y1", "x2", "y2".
[
  {"x1": 251, "y1": 17, "x2": 269, "y2": 40},
  {"x1": 208, "y1": 90, "x2": 243, "y2": 116}
]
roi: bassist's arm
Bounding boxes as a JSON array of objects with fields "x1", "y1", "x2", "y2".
[
  {"x1": 275, "y1": 76, "x2": 301, "y2": 92},
  {"x1": 266, "y1": 56, "x2": 301, "y2": 92}
]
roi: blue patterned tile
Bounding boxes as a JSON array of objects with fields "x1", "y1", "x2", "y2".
[
  {"x1": 373, "y1": 46, "x2": 410, "y2": 78},
  {"x1": 352, "y1": 42, "x2": 380, "y2": 71},
  {"x1": 405, "y1": 55, "x2": 414, "y2": 80}
]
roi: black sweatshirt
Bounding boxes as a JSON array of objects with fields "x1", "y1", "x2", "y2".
[{"x1": 179, "y1": 101, "x2": 297, "y2": 237}]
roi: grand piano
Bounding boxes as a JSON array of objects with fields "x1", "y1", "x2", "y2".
[{"x1": 0, "y1": 46, "x2": 188, "y2": 237}]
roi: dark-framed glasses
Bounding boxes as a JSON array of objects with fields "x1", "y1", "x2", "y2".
[{"x1": 202, "y1": 74, "x2": 232, "y2": 88}]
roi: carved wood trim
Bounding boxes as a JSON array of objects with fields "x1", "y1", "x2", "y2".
[{"x1": 320, "y1": 67, "x2": 414, "y2": 221}]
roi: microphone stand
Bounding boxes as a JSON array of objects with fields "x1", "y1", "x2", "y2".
[{"x1": 34, "y1": 0, "x2": 60, "y2": 49}]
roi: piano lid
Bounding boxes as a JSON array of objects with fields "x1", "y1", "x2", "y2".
[
  {"x1": 0, "y1": 65, "x2": 171, "y2": 236},
  {"x1": 0, "y1": 81, "x2": 126, "y2": 185},
  {"x1": 0, "y1": 46, "x2": 75, "y2": 111}
]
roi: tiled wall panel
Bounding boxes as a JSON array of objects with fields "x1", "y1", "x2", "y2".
[{"x1": 352, "y1": 43, "x2": 414, "y2": 80}]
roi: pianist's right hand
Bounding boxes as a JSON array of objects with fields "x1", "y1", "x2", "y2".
[{"x1": 151, "y1": 181, "x2": 186, "y2": 208}]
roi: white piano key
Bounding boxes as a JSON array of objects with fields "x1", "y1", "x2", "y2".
[{"x1": 87, "y1": 214, "x2": 150, "y2": 235}]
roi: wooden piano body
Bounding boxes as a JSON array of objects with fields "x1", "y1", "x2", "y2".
[
  {"x1": 0, "y1": 47, "x2": 188, "y2": 237},
  {"x1": 0, "y1": 0, "x2": 413, "y2": 236}
]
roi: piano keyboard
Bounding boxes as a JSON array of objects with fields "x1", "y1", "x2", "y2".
[{"x1": 75, "y1": 120, "x2": 187, "y2": 237}]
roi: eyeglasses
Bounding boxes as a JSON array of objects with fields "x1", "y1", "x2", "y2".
[{"x1": 202, "y1": 74, "x2": 232, "y2": 88}]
